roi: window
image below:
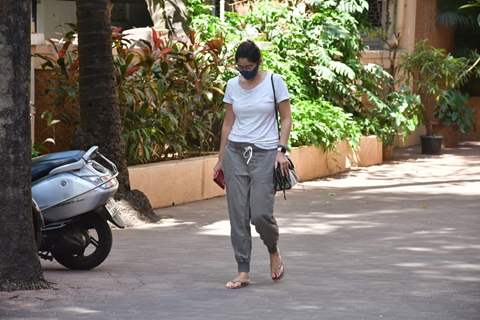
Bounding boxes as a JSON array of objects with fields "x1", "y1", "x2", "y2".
[
  {"x1": 364, "y1": 0, "x2": 396, "y2": 50},
  {"x1": 111, "y1": 1, "x2": 153, "y2": 29},
  {"x1": 368, "y1": 0, "x2": 384, "y2": 28}
]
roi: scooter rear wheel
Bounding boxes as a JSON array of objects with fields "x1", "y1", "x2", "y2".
[{"x1": 52, "y1": 213, "x2": 112, "y2": 270}]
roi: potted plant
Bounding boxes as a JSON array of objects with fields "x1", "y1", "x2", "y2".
[
  {"x1": 399, "y1": 40, "x2": 469, "y2": 154},
  {"x1": 434, "y1": 89, "x2": 475, "y2": 146}
]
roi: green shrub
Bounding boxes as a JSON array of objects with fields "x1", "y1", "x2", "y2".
[
  {"x1": 290, "y1": 99, "x2": 362, "y2": 149},
  {"x1": 196, "y1": 0, "x2": 391, "y2": 118},
  {"x1": 36, "y1": 26, "x2": 227, "y2": 164},
  {"x1": 436, "y1": 89, "x2": 475, "y2": 134},
  {"x1": 399, "y1": 40, "x2": 470, "y2": 135},
  {"x1": 36, "y1": 0, "x2": 424, "y2": 165},
  {"x1": 115, "y1": 31, "x2": 226, "y2": 164},
  {"x1": 361, "y1": 87, "x2": 422, "y2": 145}
]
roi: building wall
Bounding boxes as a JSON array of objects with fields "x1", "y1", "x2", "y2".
[
  {"x1": 36, "y1": 0, "x2": 77, "y2": 39},
  {"x1": 415, "y1": 0, "x2": 454, "y2": 51},
  {"x1": 34, "y1": 69, "x2": 78, "y2": 152},
  {"x1": 361, "y1": 0, "x2": 417, "y2": 73},
  {"x1": 396, "y1": 0, "x2": 417, "y2": 52},
  {"x1": 362, "y1": 0, "x2": 455, "y2": 70},
  {"x1": 36, "y1": 0, "x2": 152, "y2": 39}
]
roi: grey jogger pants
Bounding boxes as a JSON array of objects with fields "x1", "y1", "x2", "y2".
[{"x1": 223, "y1": 141, "x2": 279, "y2": 273}]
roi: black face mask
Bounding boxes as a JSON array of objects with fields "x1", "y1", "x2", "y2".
[{"x1": 239, "y1": 65, "x2": 259, "y2": 80}]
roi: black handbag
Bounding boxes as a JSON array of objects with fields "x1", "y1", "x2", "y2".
[{"x1": 271, "y1": 74, "x2": 298, "y2": 199}]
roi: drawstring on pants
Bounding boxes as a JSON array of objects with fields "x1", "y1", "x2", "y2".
[{"x1": 243, "y1": 146, "x2": 253, "y2": 165}]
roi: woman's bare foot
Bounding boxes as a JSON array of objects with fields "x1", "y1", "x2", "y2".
[
  {"x1": 270, "y1": 251, "x2": 285, "y2": 280},
  {"x1": 225, "y1": 272, "x2": 250, "y2": 289}
]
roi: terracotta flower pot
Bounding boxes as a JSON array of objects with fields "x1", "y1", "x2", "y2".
[{"x1": 382, "y1": 144, "x2": 394, "y2": 161}]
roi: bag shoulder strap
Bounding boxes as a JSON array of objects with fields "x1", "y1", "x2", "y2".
[{"x1": 270, "y1": 73, "x2": 281, "y2": 140}]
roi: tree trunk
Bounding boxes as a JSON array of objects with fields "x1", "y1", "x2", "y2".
[
  {"x1": 145, "y1": 0, "x2": 188, "y2": 39},
  {"x1": 0, "y1": 0, "x2": 48, "y2": 291},
  {"x1": 76, "y1": 0, "x2": 130, "y2": 193},
  {"x1": 76, "y1": 0, "x2": 159, "y2": 225},
  {"x1": 421, "y1": 93, "x2": 435, "y2": 136}
]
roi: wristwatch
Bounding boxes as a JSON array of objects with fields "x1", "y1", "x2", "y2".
[{"x1": 277, "y1": 144, "x2": 287, "y2": 154}]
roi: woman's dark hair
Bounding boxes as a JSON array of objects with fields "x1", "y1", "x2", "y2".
[{"x1": 235, "y1": 40, "x2": 261, "y2": 64}]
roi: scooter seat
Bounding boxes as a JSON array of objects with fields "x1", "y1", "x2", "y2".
[{"x1": 32, "y1": 150, "x2": 85, "y2": 181}]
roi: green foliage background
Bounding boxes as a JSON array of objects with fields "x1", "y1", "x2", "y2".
[
  {"x1": 37, "y1": 0, "x2": 427, "y2": 163},
  {"x1": 189, "y1": 0, "x2": 422, "y2": 149}
]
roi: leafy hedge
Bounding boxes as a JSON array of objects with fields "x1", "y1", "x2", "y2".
[
  {"x1": 36, "y1": 0, "x2": 423, "y2": 164},
  {"x1": 114, "y1": 32, "x2": 226, "y2": 163},
  {"x1": 190, "y1": 0, "x2": 422, "y2": 148},
  {"x1": 290, "y1": 100, "x2": 362, "y2": 149},
  {"x1": 36, "y1": 28, "x2": 227, "y2": 164}
]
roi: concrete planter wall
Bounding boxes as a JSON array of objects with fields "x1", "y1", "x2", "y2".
[
  {"x1": 129, "y1": 136, "x2": 383, "y2": 209},
  {"x1": 394, "y1": 126, "x2": 427, "y2": 148},
  {"x1": 129, "y1": 155, "x2": 224, "y2": 209},
  {"x1": 354, "y1": 136, "x2": 384, "y2": 167},
  {"x1": 289, "y1": 136, "x2": 382, "y2": 182}
]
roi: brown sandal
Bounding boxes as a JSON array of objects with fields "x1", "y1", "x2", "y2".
[
  {"x1": 225, "y1": 280, "x2": 250, "y2": 289},
  {"x1": 272, "y1": 262, "x2": 285, "y2": 281},
  {"x1": 270, "y1": 249, "x2": 285, "y2": 281}
]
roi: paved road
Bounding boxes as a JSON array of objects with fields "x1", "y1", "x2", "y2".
[{"x1": 1, "y1": 143, "x2": 480, "y2": 320}]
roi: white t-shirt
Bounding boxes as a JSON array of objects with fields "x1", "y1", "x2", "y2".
[{"x1": 223, "y1": 72, "x2": 290, "y2": 150}]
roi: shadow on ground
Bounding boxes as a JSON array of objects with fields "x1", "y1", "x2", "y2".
[{"x1": 1, "y1": 143, "x2": 479, "y2": 320}]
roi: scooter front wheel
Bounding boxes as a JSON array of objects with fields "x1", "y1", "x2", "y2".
[{"x1": 52, "y1": 213, "x2": 112, "y2": 270}]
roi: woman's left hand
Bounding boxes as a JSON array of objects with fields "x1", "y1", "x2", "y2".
[{"x1": 275, "y1": 152, "x2": 289, "y2": 176}]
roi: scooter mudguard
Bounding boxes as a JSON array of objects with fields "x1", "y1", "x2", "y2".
[{"x1": 99, "y1": 201, "x2": 125, "y2": 229}]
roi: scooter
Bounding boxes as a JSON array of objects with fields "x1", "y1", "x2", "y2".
[{"x1": 31, "y1": 146, "x2": 124, "y2": 270}]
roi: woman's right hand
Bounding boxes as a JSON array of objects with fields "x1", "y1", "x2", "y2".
[{"x1": 213, "y1": 160, "x2": 223, "y2": 178}]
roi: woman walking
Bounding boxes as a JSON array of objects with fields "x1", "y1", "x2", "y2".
[{"x1": 213, "y1": 40, "x2": 292, "y2": 289}]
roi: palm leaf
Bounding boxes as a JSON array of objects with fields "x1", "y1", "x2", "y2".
[
  {"x1": 313, "y1": 65, "x2": 336, "y2": 82},
  {"x1": 437, "y1": 11, "x2": 474, "y2": 27},
  {"x1": 338, "y1": 0, "x2": 369, "y2": 14},
  {"x1": 329, "y1": 61, "x2": 356, "y2": 80}
]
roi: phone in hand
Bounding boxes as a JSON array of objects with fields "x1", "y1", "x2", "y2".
[{"x1": 213, "y1": 169, "x2": 225, "y2": 189}]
